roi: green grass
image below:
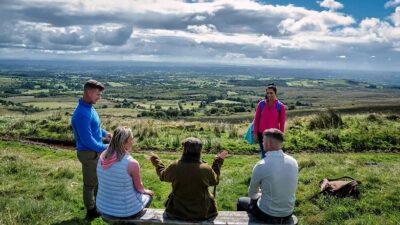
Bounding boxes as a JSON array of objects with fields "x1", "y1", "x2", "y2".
[
  {"x1": 1, "y1": 112, "x2": 398, "y2": 153},
  {"x1": 22, "y1": 89, "x2": 50, "y2": 94},
  {"x1": 22, "y1": 102, "x2": 77, "y2": 109},
  {"x1": 107, "y1": 82, "x2": 130, "y2": 87},
  {"x1": 0, "y1": 77, "x2": 18, "y2": 86},
  {"x1": 1, "y1": 141, "x2": 399, "y2": 224},
  {"x1": 212, "y1": 100, "x2": 241, "y2": 104},
  {"x1": 286, "y1": 80, "x2": 354, "y2": 88}
]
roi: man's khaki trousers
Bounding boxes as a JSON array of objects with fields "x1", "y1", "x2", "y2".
[{"x1": 77, "y1": 150, "x2": 100, "y2": 210}]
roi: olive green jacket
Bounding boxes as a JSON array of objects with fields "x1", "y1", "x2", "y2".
[{"x1": 151, "y1": 155, "x2": 224, "y2": 221}]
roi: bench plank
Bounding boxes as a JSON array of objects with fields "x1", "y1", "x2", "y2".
[{"x1": 102, "y1": 209, "x2": 298, "y2": 225}]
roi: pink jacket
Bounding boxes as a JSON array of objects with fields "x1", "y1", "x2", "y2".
[{"x1": 253, "y1": 99, "x2": 286, "y2": 134}]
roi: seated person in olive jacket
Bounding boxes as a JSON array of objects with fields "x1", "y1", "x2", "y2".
[{"x1": 147, "y1": 137, "x2": 228, "y2": 221}]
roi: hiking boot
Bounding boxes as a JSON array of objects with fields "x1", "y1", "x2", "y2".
[{"x1": 86, "y1": 208, "x2": 100, "y2": 220}]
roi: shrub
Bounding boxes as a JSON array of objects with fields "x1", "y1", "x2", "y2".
[
  {"x1": 386, "y1": 114, "x2": 399, "y2": 121},
  {"x1": 168, "y1": 135, "x2": 181, "y2": 150},
  {"x1": 210, "y1": 138, "x2": 222, "y2": 153},
  {"x1": 227, "y1": 124, "x2": 238, "y2": 138},
  {"x1": 309, "y1": 108, "x2": 343, "y2": 130},
  {"x1": 366, "y1": 113, "x2": 380, "y2": 122},
  {"x1": 324, "y1": 130, "x2": 341, "y2": 148},
  {"x1": 203, "y1": 136, "x2": 212, "y2": 152}
]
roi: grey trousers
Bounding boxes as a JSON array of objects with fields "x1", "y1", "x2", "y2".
[{"x1": 77, "y1": 150, "x2": 100, "y2": 210}]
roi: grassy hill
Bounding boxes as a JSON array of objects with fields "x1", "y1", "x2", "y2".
[
  {"x1": 1, "y1": 141, "x2": 399, "y2": 225},
  {"x1": 1, "y1": 111, "x2": 399, "y2": 153}
]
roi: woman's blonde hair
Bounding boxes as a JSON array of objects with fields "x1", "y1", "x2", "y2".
[{"x1": 105, "y1": 126, "x2": 133, "y2": 161}]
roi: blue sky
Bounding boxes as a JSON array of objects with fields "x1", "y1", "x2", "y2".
[
  {"x1": 259, "y1": 0, "x2": 392, "y2": 22},
  {"x1": 0, "y1": 0, "x2": 400, "y2": 71}
]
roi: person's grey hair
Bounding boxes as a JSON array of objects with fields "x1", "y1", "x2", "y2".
[
  {"x1": 84, "y1": 79, "x2": 105, "y2": 92},
  {"x1": 263, "y1": 128, "x2": 284, "y2": 142},
  {"x1": 105, "y1": 126, "x2": 133, "y2": 161},
  {"x1": 182, "y1": 137, "x2": 202, "y2": 156}
]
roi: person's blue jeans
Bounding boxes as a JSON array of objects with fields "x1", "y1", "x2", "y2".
[{"x1": 257, "y1": 132, "x2": 265, "y2": 159}]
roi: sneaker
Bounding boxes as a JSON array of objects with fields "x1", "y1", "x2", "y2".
[{"x1": 86, "y1": 208, "x2": 100, "y2": 220}]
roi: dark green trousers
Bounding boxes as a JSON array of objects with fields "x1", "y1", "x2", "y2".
[{"x1": 77, "y1": 150, "x2": 100, "y2": 210}]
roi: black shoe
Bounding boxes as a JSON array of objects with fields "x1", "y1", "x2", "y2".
[{"x1": 86, "y1": 208, "x2": 100, "y2": 220}]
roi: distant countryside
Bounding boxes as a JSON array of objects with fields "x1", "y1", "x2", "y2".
[{"x1": 1, "y1": 61, "x2": 399, "y2": 153}]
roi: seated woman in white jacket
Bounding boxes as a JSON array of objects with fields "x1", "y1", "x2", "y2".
[{"x1": 96, "y1": 126, "x2": 154, "y2": 218}]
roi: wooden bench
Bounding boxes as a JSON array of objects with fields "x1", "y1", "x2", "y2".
[{"x1": 102, "y1": 209, "x2": 298, "y2": 225}]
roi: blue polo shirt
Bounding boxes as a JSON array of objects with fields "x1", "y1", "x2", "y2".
[{"x1": 71, "y1": 98, "x2": 107, "y2": 152}]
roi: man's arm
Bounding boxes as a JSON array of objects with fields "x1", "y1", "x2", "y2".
[
  {"x1": 248, "y1": 164, "x2": 262, "y2": 200},
  {"x1": 102, "y1": 129, "x2": 112, "y2": 142},
  {"x1": 101, "y1": 129, "x2": 107, "y2": 137},
  {"x1": 73, "y1": 114, "x2": 107, "y2": 152}
]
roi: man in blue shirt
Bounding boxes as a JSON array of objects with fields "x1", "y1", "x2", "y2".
[{"x1": 71, "y1": 79, "x2": 111, "y2": 219}]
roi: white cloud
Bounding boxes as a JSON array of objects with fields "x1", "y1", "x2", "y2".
[
  {"x1": 318, "y1": 0, "x2": 344, "y2": 11},
  {"x1": 187, "y1": 24, "x2": 217, "y2": 33},
  {"x1": 278, "y1": 11, "x2": 354, "y2": 34},
  {"x1": 385, "y1": 0, "x2": 400, "y2": 8},
  {"x1": 390, "y1": 7, "x2": 400, "y2": 26},
  {"x1": 0, "y1": 0, "x2": 399, "y2": 70}
]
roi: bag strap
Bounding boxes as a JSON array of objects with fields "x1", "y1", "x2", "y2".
[
  {"x1": 326, "y1": 176, "x2": 356, "y2": 182},
  {"x1": 276, "y1": 100, "x2": 281, "y2": 124},
  {"x1": 260, "y1": 100, "x2": 266, "y2": 112},
  {"x1": 276, "y1": 100, "x2": 281, "y2": 113}
]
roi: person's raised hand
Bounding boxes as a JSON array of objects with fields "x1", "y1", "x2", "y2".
[
  {"x1": 144, "y1": 152, "x2": 156, "y2": 161},
  {"x1": 216, "y1": 150, "x2": 229, "y2": 159}
]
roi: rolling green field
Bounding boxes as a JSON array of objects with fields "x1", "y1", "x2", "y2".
[{"x1": 1, "y1": 141, "x2": 399, "y2": 225}]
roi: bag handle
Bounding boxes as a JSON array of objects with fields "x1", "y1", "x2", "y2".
[
  {"x1": 327, "y1": 176, "x2": 361, "y2": 184},
  {"x1": 309, "y1": 189, "x2": 327, "y2": 202},
  {"x1": 326, "y1": 176, "x2": 355, "y2": 181}
]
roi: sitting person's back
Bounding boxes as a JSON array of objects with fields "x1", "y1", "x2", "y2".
[
  {"x1": 96, "y1": 126, "x2": 154, "y2": 218},
  {"x1": 238, "y1": 128, "x2": 298, "y2": 223},
  {"x1": 147, "y1": 137, "x2": 228, "y2": 221},
  {"x1": 251, "y1": 147, "x2": 298, "y2": 216}
]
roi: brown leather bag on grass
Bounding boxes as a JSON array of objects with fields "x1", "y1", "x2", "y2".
[{"x1": 310, "y1": 176, "x2": 361, "y2": 201}]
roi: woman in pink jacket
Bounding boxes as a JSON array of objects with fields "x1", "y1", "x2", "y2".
[{"x1": 252, "y1": 83, "x2": 286, "y2": 158}]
